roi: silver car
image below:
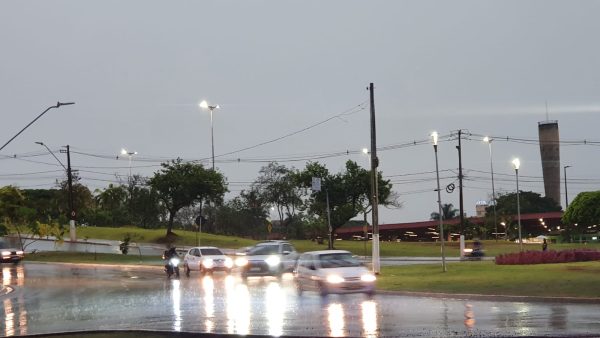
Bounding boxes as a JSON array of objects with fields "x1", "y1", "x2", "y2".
[{"x1": 237, "y1": 241, "x2": 298, "y2": 279}]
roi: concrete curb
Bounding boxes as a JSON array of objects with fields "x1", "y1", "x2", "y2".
[
  {"x1": 24, "y1": 261, "x2": 162, "y2": 271},
  {"x1": 376, "y1": 290, "x2": 600, "y2": 304}
]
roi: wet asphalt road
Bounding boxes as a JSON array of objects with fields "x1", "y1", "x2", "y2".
[{"x1": 1, "y1": 263, "x2": 599, "y2": 337}]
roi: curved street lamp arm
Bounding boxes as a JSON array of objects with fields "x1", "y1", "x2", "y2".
[{"x1": 0, "y1": 101, "x2": 75, "y2": 153}]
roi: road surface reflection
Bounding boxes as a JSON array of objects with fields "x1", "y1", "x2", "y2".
[
  {"x1": 2, "y1": 265, "x2": 27, "y2": 337},
  {"x1": 1, "y1": 263, "x2": 599, "y2": 337}
]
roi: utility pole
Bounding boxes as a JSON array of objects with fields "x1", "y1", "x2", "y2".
[
  {"x1": 369, "y1": 83, "x2": 380, "y2": 274},
  {"x1": 456, "y1": 130, "x2": 465, "y2": 235},
  {"x1": 61, "y1": 145, "x2": 76, "y2": 242}
]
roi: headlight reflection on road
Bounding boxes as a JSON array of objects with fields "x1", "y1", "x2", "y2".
[
  {"x1": 266, "y1": 282, "x2": 284, "y2": 336},
  {"x1": 361, "y1": 300, "x2": 378, "y2": 337},
  {"x1": 202, "y1": 276, "x2": 215, "y2": 333},
  {"x1": 171, "y1": 279, "x2": 181, "y2": 332},
  {"x1": 2, "y1": 267, "x2": 12, "y2": 286},
  {"x1": 226, "y1": 281, "x2": 250, "y2": 335},
  {"x1": 327, "y1": 303, "x2": 345, "y2": 337},
  {"x1": 4, "y1": 298, "x2": 14, "y2": 337}
]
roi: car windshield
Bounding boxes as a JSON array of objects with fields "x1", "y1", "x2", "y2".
[
  {"x1": 200, "y1": 248, "x2": 223, "y2": 256},
  {"x1": 319, "y1": 253, "x2": 361, "y2": 268},
  {"x1": 247, "y1": 245, "x2": 279, "y2": 255}
]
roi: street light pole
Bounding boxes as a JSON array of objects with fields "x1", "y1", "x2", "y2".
[
  {"x1": 0, "y1": 102, "x2": 74, "y2": 153},
  {"x1": 369, "y1": 83, "x2": 380, "y2": 275},
  {"x1": 564, "y1": 165, "x2": 571, "y2": 209},
  {"x1": 121, "y1": 148, "x2": 138, "y2": 181},
  {"x1": 199, "y1": 100, "x2": 220, "y2": 171},
  {"x1": 483, "y1": 137, "x2": 498, "y2": 241},
  {"x1": 432, "y1": 132, "x2": 447, "y2": 272},
  {"x1": 512, "y1": 158, "x2": 523, "y2": 251}
]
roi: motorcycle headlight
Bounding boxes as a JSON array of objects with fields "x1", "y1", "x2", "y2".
[
  {"x1": 170, "y1": 258, "x2": 180, "y2": 266},
  {"x1": 326, "y1": 275, "x2": 344, "y2": 284},
  {"x1": 224, "y1": 257, "x2": 233, "y2": 268},
  {"x1": 361, "y1": 274, "x2": 376, "y2": 282},
  {"x1": 1, "y1": 251, "x2": 10, "y2": 256},
  {"x1": 202, "y1": 259, "x2": 214, "y2": 268},
  {"x1": 265, "y1": 255, "x2": 281, "y2": 267},
  {"x1": 235, "y1": 257, "x2": 248, "y2": 267}
]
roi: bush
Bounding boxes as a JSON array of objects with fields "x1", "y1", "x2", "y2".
[{"x1": 496, "y1": 249, "x2": 600, "y2": 265}]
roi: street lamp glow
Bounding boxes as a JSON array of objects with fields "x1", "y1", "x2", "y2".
[
  {"x1": 362, "y1": 148, "x2": 369, "y2": 155},
  {"x1": 431, "y1": 131, "x2": 439, "y2": 146},
  {"x1": 483, "y1": 136, "x2": 490, "y2": 143},
  {"x1": 121, "y1": 148, "x2": 127, "y2": 155},
  {"x1": 512, "y1": 158, "x2": 521, "y2": 170},
  {"x1": 199, "y1": 100, "x2": 208, "y2": 109}
]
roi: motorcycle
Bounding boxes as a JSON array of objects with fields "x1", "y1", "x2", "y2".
[{"x1": 163, "y1": 254, "x2": 181, "y2": 279}]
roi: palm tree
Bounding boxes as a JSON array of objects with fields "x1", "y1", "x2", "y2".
[{"x1": 430, "y1": 203, "x2": 459, "y2": 221}]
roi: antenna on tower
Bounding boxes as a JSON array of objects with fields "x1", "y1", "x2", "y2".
[{"x1": 545, "y1": 100, "x2": 549, "y2": 121}]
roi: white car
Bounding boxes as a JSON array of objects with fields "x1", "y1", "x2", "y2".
[
  {"x1": 183, "y1": 246, "x2": 233, "y2": 276},
  {"x1": 294, "y1": 250, "x2": 376, "y2": 296}
]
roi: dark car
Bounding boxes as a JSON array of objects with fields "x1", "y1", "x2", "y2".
[{"x1": 0, "y1": 239, "x2": 24, "y2": 264}]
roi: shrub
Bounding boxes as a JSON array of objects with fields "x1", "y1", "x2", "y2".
[{"x1": 495, "y1": 249, "x2": 600, "y2": 265}]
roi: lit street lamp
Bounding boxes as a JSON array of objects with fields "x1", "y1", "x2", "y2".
[
  {"x1": 121, "y1": 148, "x2": 138, "y2": 180},
  {"x1": 564, "y1": 165, "x2": 571, "y2": 209},
  {"x1": 199, "y1": 100, "x2": 220, "y2": 171},
  {"x1": 431, "y1": 131, "x2": 447, "y2": 272},
  {"x1": 512, "y1": 158, "x2": 523, "y2": 251},
  {"x1": 483, "y1": 137, "x2": 498, "y2": 241}
]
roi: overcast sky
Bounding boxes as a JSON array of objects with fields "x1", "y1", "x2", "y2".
[{"x1": 1, "y1": 0, "x2": 600, "y2": 224}]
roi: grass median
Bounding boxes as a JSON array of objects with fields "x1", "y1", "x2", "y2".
[{"x1": 377, "y1": 260, "x2": 600, "y2": 298}]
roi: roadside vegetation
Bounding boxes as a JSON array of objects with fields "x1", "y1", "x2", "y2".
[{"x1": 377, "y1": 260, "x2": 600, "y2": 298}]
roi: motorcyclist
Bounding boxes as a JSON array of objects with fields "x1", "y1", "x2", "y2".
[{"x1": 163, "y1": 247, "x2": 179, "y2": 275}]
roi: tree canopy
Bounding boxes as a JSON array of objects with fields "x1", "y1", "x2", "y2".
[
  {"x1": 148, "y1": 159, "x2": 227, "y2": 235},
  {"x1": 563, "y1": 191, "x2": 600, "y2": 226}
]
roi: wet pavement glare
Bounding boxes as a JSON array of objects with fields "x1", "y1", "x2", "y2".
[{"x1": 1, "y1": 263, "x2": 599, "y2": 337}]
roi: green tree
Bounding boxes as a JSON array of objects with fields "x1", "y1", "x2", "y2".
[
  {"x1": 94, "y1": 184, "x2": 129, "y2": 226},
  {"x1": 430, "y1": 203, "x2": 459, "y2": 221},
  {"x1": 490, "y1": 191, "x2": 561, "y2": 215},
  {"x1": 562, "y1": 191, "x2": 600, "y2": 241},
  {"x1": 148, "y1": 159, "x2": 227, "y2": 235},
  {"x1": 253, "y1": 163, "x2": 303, "y2": 237},
  {"x1": 216, "y1": 188, "x2": 269, "y2": 238},
  {"x1": 489, "y1": 191, "x2": 561, "y2": 240},
  {"x1": 297, "y1": 160, "x2": 393, "y2": 245},
  {"x1": 56, "y1": 174, "x2": 94, "y2": 224}
]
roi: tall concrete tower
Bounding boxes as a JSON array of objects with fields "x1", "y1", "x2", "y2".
[{"x1": 538, "y1": 120, "x2": 561, "y2": 206}]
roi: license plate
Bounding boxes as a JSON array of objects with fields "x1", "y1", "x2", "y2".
[{"x1": 250, "y1": 267, "x2": 261, "y2": 272}]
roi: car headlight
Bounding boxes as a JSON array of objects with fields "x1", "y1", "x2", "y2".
[
  {"x1": 202, "y1": 259, "x2": 214, "y2": 268},
  {"x1": 326, "y1": 275, "x2": 345, "y2": 284},
  {"x1": 1, "y1": 251, "x2": 10, "y2": 256},
  {"x1": 265, "y1": 255, "x2": 281, "y2": 267},
  {"x1": 224, "y1": 257, "x2": 233, "y2": 268},
  {"x1": 16, "y1": 251, "x2": 23, "y2": 255},
  {"x1": 170, "y1": 258, "x2": 180, "y2": 266},
  {"x1": 235, "y1": 257, "x2": 248, "y2": 267},
  {"x1": 361, "y1": 274, "x2": 376, "y2": 282}
]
